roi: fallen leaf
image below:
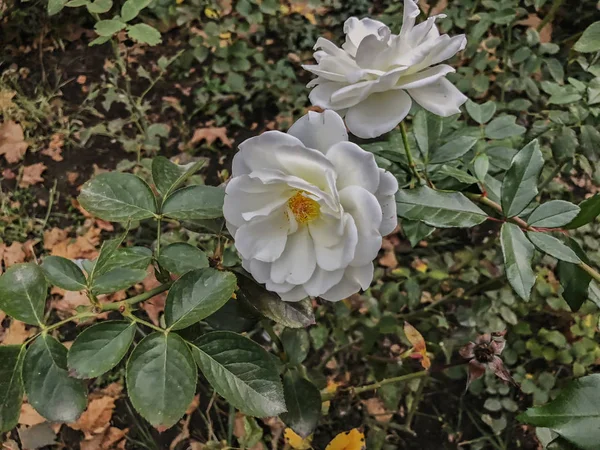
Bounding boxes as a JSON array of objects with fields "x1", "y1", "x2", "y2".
[
  {"x1": 284, "y1": 428, "x2": 312, "y2": 450},
  {"x1": 19, "y1": 163, "x2": 47, "y2": 188},
  {"x1": 19, "y1": 403, "x2": 46, "y2": 427},
  {"x1": 18, "y1": 422, "x2": 57, "y2": 450},
  {"x1": 325, "y1": 428, "x2": 366, "y2": 450},
  {"x1": 189, "y1": 126, "x2": 232, "y2": 148},
  {"x1": 0, "y1": 121, "x2": 28, "y2": 163},
  {"x1": 50, "y1": 288, "x2": 95, "y2": 318},
  {"x1": 1, "y1": 241, "x2": 27, "y2": 269},
  {"x1": 41, "y1": 133, "x2": 64, "y2": 162},
  {"x1": 137, "y1": 268, "x2": 167, "y2": 325},
  {"x1": 404, "y1": 321, "x2": 431, "y2": 370},
  {"x1": 517, "y1": 14, "x2": 552, "y2": 43},
  {"x1": 1, "y1": 320, "x2": 35, "y2": 345},
  {"x1": 362, "y1": 398, "x2": 393, "y2": 423},
  {"x1": 70, "y1": 396, "x2": 117, "y2": 438},
  {"x1": 46, "y1": 226, "x2": 101, "y2": 260}
]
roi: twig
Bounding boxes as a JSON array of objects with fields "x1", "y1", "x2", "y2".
[
  {"x1": 400, "y1": 122, "x2": 423, "y2": 183},
  {"x1": 101, "y1": 281, "x2": 173, "y2": 311}
]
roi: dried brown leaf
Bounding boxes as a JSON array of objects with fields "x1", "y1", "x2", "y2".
[
  {"x1": 19, "y1": 163, "x2": 46, "y2": 188},
  {"x1": 0, "y1": 121, "x2": 28, "y2": 163}
]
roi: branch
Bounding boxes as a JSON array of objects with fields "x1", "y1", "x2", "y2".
[
  {"x1": 467, "y1": 193, "x2": 600, "y2": 283},
  {"x1": 101, "y1": 281, "x2": 173, "y2": 312}
]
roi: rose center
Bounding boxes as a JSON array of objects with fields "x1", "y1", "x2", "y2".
[{"x1": 288, "y1": 191, "x2": 320, "y2": 224}]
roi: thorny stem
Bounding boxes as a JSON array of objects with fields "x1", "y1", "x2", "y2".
[
  {"x1": 400, "y1": 122, "x2": 423, "y2": 183},
  {"x1": 24, "y1": 311, "x2": 95, "y2": 345},
  {"x1": 467, "y1": 193, "x2": 600, "y2": 284},
  {"x1": 124, "y1": 311, "x2": 166, "y2": 334},
  {"x1": 322, "y1": 370, "x2": 429, "y2": 401},
  {"x1": 537, "y1": 0, "x2": 564, "y2": 33},
  {"x1": 101, "y1": 281, "x2": 173, "y2": 311}
]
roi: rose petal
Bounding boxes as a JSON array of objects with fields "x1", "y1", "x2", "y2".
[
  {"x1": 288, "y1": 110, "x2": 348, "y2": 154},
  {"x1": 345, "y1": 90, "x2": 412, "y2": 139},
  {"x1": 407, "y1": 78, "x2": 467, "y2": 117}
]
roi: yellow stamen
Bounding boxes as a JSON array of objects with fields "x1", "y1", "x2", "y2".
[{"x1": 287, "y1": 191, "x2": 320, "y2": 224}]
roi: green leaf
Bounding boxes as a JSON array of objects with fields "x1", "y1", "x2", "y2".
[
  {"x1": 557, "y1": 239, "x2": 591, "y2": 311},
  {"x1": 518, "y1": 374, "x2": 600, "y2": 449},
  {"x1": 574, "y1": 22, "x2": 600, "y2": 53},
  {"x1": 526, "y1": 232, "x2": 581, "y2": 264},
  {"x1": 436, "y1": 165, "x2": 479, "y2": 185},
  {"x1": 127, "y1": 24, "x2": 162, "y2": 46},
  {"x1": 66, "y1": 0, "x2": 89, "y2": 6},
  {"x1": 88, "y1": 230, "x2": 128, "y2": 283},
  {"x1": 485, "y1": 116, "x2": 526, "y2": 139},
  {"x1": 401, "y1": 219, "x2": 435, "y2": 247},
  {"x1": 41, "y1": 256, "x2": 87, "y2": 291},
  {"x1": 566, "y1": 194, "x2": 600, "y2": 229},
  {"x1": 165, "y1": 268, "x2": 236, "y2": 330},
  {"x1": 0, "y1": 346, "x2": 25, "y2": 432},
  {"x1": 501, "y1": 223, "x2": 536, "y2": 301},
  {"x1": 429, "y1": 136, "x2": 478, "y2": 165},
  {"x1": 101, "y1": 247, "x2": 152, "y2": 272},
  {"x1": 127, "y1": 332, "x2": 197, "y2": 429},
  {"x1": 48, "y1": 0, "x2": 67, "y2": 15},
  {"x1": 157, "y1": 243, "x2": 209, "y2": 275},
  {"x1": 281, "y1": 329, "x2": 310, "y2": 365},
  {"x1": 465, "y1": 100, "x2": 497, "y2": 125},
  {"x1": 396, "y1": 186, "x2": 487, "y2": 228},
  {"x1": 151, "y1": 156, "x2": 205, "y2": 198},
  {"x1": 237, "y1": 276, "x2": 314, "y2": 328},
  {"x1": 548, "y1": 93, "x2": 582, "y2": 105},
  {"x1": 95, "y1": 19, "x2": 126, "y2": 37},
  {"x1": 0, "y1": 263, "x2": 47, "y2": 326},
  {"x1": 23, "y1": 335, "x2": 87, "y2": 423},
  {"x1": 190, "y1": 331, "x2": 286, "y2": 417},
  {"x1": 280, "y1": 371, "x2": 321, "y2": 438},
  {"x1": 68, "y1": 321, "x2": 135, "y2": 379},
  {"x1": 473, "y1": 153, "x2": 490, "y2": 182},
  {"x1": 204, "y1": 298, "x2": 259, "y2": 333},
  {"x1": 121, "y1": 0, "x2": 151, "y2": 21},
  {"x1": 86, "y1": 0, "x2": 112, "y2": 13},
  {"x1": 412, "y1": 109, "x2": 442, "y2": 158},
  {"x1": 501, "y1": 140, "x2": 544, "y2": 217},
  {"x1": 79, "y1": 172, "x2": 156, "y2": 222},
  {"x1": 91, "y1": 268, "x2": 148, "y2": 295},
  {"x1": 528, "y1": 201, "x2": 581, "y2": 228},
  {"x1": 162, "y1": 186, "x2": 224, "y2": 220}
]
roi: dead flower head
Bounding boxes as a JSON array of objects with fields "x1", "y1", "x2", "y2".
[{"x1": 459, "y1": 331, "x2": 514, "y2": 388}]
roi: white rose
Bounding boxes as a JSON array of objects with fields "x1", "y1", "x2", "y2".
[
  {"x1": 224, "y1": 110, "x2": 398, "y2": 302},
  {"x1": 303, "y1": 0, "x2": 468, "y2": 139}
]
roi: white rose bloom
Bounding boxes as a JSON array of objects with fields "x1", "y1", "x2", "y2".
[
  {"x1": 303, "y1": 0, "x2": 468, "y2": 139},
  {"x1": 224, "y1": 110, "x2": 398, "y2": 302}
]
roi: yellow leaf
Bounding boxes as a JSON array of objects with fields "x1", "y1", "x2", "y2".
[
  {"x1": 204, "y1": 7, "x2": 219, "y2": 19},
  {"x1": 284, "y1": 428, "x2": 312, "y2": 450},
  {"x1": 404, "y1": 321, "x2": 431, "y2": 370},
  {"x1": 325, "y1": 429, "x2": 366, "y2": 450}
]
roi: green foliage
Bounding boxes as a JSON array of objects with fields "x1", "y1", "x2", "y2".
[
  {"x1": 190, "y1": 331, "x2": 286, "y2": 417},
  {"x1": 0, "y1": 263, "x2": 47, "y2": 326},
  {"x1": 396, "y1": 187, "x2": 487, "y2": 228},
  {"x1": 126, "y1": 332, "x2": 197, "y2": 428},
  {"x1": 164, "y1": 268, "x2": 237, "y2": 330},
  {"x1": 519, "y1": 374, "x2": 600, "y2": 449},
  {"x1": 280, "y1": 370, "x2": 321, "y2": 438},
  {"x1": 68, "y1": 321, "x2": 136, "y2": 379},
  {"x1": 0, "y1": 346, "x2": 25, "y2": 432},
  {"x1": 23, "y1": 335, "x2": 87, "y2": 423}
]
